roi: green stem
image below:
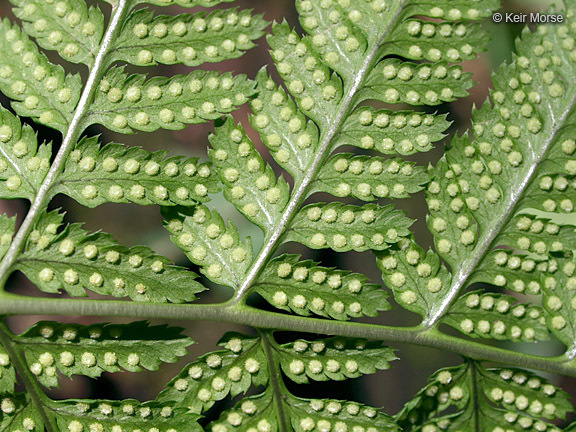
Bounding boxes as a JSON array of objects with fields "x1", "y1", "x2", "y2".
[
  {"x1": 260, "y1": 331, "x2": 290, "y2": 432},
  {"x1": 0, "y1": 0, "x2": 131, "y2": 288},
  {"x1": 0, "y1": 319, "x2": 58, "y2": 432},
  {"x1": 0, "y1": 292, "x2": 573, "y2": 377}
]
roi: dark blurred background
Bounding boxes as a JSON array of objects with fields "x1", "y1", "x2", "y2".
[{"x1": 0, "y1": 0, "x2": 574, "y2": 426}]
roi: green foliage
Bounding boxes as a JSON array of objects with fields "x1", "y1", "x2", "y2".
[
  {"x1": 397, "y1": 361, "x2": 572, "y2": 431},
  {"x1": 15, "y1": 321, "x2": 192, "y2": 387},
  {"x1": 0, "y1": 20, "x2": 81, "y2": 132},
  {"x1": 275, "y1": 336, "x2": 396, "y2": 384},
  {"x1": 17, "y1": 211, "x2": 204, "y2": 302},
  {"x1": 87, "y1": 68, "x2": 256, "y2": 133},
  {"x1": 0, "y1": 0, "x2": 575, "y2": 430},
  {"x1": 159, "y1": 332, "x2": 397, "y2": 431},
  {"x1": 163, "y1": 205, "x2": 254, "y2": 288},
  {"x1": 11, "y1": 0, "x2": 105, "y2": 66},
  {"x1": 0, "y1": 107, "x2": 51, "y2": 201},
  {"x1": 378, "y1": 0, "x2": 576, "y2": 348},
  {"x1": 111, "y1": 8, "x2": 266, "y2": 67},
  {"x1": 53, "y1": 136, "x2": 218, "y2": 207},
  {"x1": 158, "y1": 333, "x2": 268, "y2": 413},
  {"x1": 286, "y1": 202, "x2": 412, "y2": 253},
  {"x1": 253, "y1": 254, "x2": 390, "y2": 320}
]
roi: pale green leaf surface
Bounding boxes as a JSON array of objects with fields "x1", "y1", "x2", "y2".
[
  {"x1": 206, "y1": 391, "x2": 277, "y2": 432},
  {"x1": 377, "y1": 240, "x2": 452, "y2": 319},
  {"x1": 135, "y1": 0, "x2": 233, "y2": 6},
  {"x1": 0, "y1": 345, "x2": 15, "y2": 395},
  {"x1": 249, "y1": 69, "x2": 320, "y2": 180},
  {"x1": 0, "y1": 394, "x2": 43, "y2": 431},
  {"x1": 158, "y1": 333, "x2": 267, "y2": 414},
  {"x1": 441, "y1": 291, "x2": 549, "y2": 343},
  {"x1": 275, "y1": 336, "x2": 396, "y2": 385},
  {"x1": 400, "y1": 0, "x2": 499, "y2": 22},
  {"x1": 384, "y1": 21, "x2": 488, "y2": 64},
  {"x1": 397, "y1": 361, "x2": 570, "y2": 432},
  {"x1": 0, "y1": 106, "x2": 51, "y2": 201},
  {"x1": 294, "y1": 0, "x2": 402, "y2": 84},
  {"x1": 163, "y1": 205, "x2": 254, "y2": 289},
  {"x1": 285, "y1": 203, "x2": 412, "y2": 253},
  {"x1": 519, "y1": 208, "x2": 576, "y2": 227},
  {"x1": 267, "y1": 22, "x2": 342, "y2": 129},
  {"x1": 287, "y1": 395, "x2": 399, "y2": 432},
  {"x1": 209, "y1": 118, "x2": 290, "y2": 233},
  {"x1": 11, "y1": 0, "x2": 105, "y2": 66},
  {"x1": 313, "y1": 154, "x2": 429, "y2": 201},
  {"x1": 112, "y1": 8, "x2": 266, "y2": 67},
  {"x1": 335, "y1": 108, "x2": 449, "y2": 155},
  {"x1": 413, "y1": 9, "x2": 576, "y2": 326},
  {"x1": 253, "y1": 254, "x2": 390, "y2": 320},
  {"x1": 0, "y1": 215, "x2": 15, "y2": 262},
  {"x1": 86, "y1": 67, "x2": 254, "y2": 133},
  {"x1": 472, "y1": 248, "x2": 566, "y2": 296},
  {"x1": 14, "y1": 321, "x2": 192, "y2": 387},
  {"x1": 17, "y1": 213, "x2": 204, "y2": 303},
  {"x1": 540, "y1": 256, "x2": 576, "y2": 350},
  {"x1": 49, "y1": 398, "x2": 200, "y2": 432},
  {"x1": 0, "y1": 20, "x2": 81, "y2": 132},
  {"x1": 361, "y1": 60, "x2": 473, "y2": 106},
  {"x1": 52, "y1": 136, "x2": 218, "y2": 207}
]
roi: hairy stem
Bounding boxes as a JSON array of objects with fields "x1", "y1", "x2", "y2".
[
  {"x1": 233, "y1": 2, "x2": 408, "y2": 301},
  {"x1": 0, "y1": 320, "x2": 58, "y2": 432},
  {"x1": 260, "y1": 331, "x2": 290, "y2": 432},
  {"x1": 469, "y1": 360, "x2": 481, "y2": 432},
  {"x1": 0, "y1": 0, "x2": 130, "y2": 288},
  {"x1": 0, "y1": 293, "x2": 573, "y2": 377}
]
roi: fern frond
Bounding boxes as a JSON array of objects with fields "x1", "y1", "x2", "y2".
[
  {"x1": 314, "y1": 154, "x2": 429, "y2": 201},
  {"x1": 398, "y1": 361, "x2": 571, "y2": 432},
  {"x1": 184, "y1": 0, "x2": 497, "y2": 315},
  {"x1": 336, "y1": 108, "x2": 449, "y2": 155},
  {"x1": 163, "y1": 205, "x2": 254, "y2": 288},
  {"x1": 0, "y1": 394, "x2": 43, "y2": 431},
  {"x1": 206, "y1": 391, "x2": 277, "y2": 432},
  {"x1": 52, "y1": 136, "x2": 218, "y2": 207},
  {"x1": 377, "y1": 2, "x2": 576, "y2": 345},
  {"x1": 0, "y1": 346, "x2": 15, "y2": 394},
  {"x1": 135, "y1": 0, "x2": 233, "y2": 8},
  {"x1": 542, "y1": 255, "x2": 576, "y2": 351},
  {"x1": 11, "y1": 0, "x2": 105, "y2": 66},
  {"x1": 208, "y1": 118, "x2": 291, "y2": 232},
  {"x1": 286, "y1": 202, "x2": 412, "y2": 253},
  {"x1": 5, "y1": 0, "x2": 576, "y2": 430},
  {"x1": 13, "y1": 321, "x2": 192, "y2": 387},
  {"x1": 111, "y1": 8, "x2": 266, "y2": 67},
  {"x1": 0, "y1": 20, "x2": 81, "y2": 132},
  {"x1": 17, "y1": 211, "x2": 204, "y2": 302},
  {"x1": 161, "y1": 331, "x2": 398, "y2": 431},
  {"x1": 0, "y1": 393, "x2": 199, "y2": 432},
  {"x1": 158, "y1": 333, "x2": 267, "y2": 414},
  {"x1": 276, "y1": 336, "x2": 395, "y2": 384},
  {"x1": 442, "y1": 291, "x2": 548, "y2": 343},
  {"x1": 286, "y1": 395, "x2": 398, "y2": 432},
  {"x1": 49, "y1": 399, "x2": 199, "y2": 432},
  {"x1": 253, "y1": 254, "x2": 390, "y2": 320},
  {"x1": 208, "y1": 391, "x2": 399, "y2": 432},
  {"x1": 86, "y1": 68, "x2": 255, "y2": 133},
  {"x1": 0, "y1": 107, "x2": 51, "y2": 202}
]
